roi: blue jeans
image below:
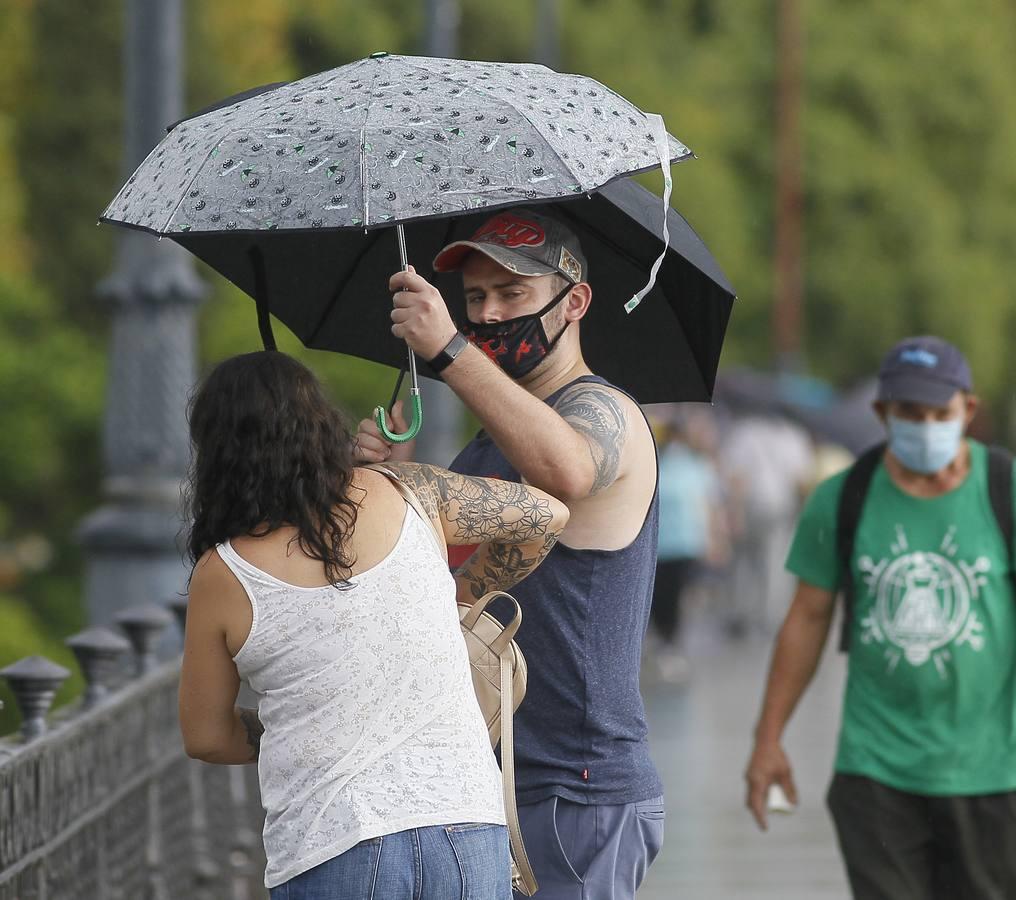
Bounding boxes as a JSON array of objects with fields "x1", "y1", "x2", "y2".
[{"x1": 269, "y1": 823, "x2": 511, "y2": 900}]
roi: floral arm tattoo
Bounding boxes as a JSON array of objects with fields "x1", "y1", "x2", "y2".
[
  {"x1": 379, "y1": 463, "x2": 562, "y2": 597},
  {"x1": 554, "y1": 384, "x2": 628, "y2": 495},
  {"x1": 238, "y1": 708, "x2": 264, "y2": 761},
  {"x1": 380, "y1": 463, "x2": 554, "y2": 543},
  {"x1": 456, "y1": 532, "x2": 560, "y2": 600}
]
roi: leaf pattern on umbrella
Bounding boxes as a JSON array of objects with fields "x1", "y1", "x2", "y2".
[{"x1": 104, "y1": 54, "x2": 691, "y2": 234}]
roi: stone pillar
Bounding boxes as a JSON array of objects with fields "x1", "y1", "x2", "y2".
[
  {"x1": 534, "y1": 0, "x2": 561, "y2": 69},
  {"x1": 425, "y1": 0, "x2": 460, "y2": 59},
  {"x1": 79, "y1": 0, "x2": 205, "y2": 630}
]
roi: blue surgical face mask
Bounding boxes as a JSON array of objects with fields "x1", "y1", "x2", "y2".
[{"x1": 887, "y1": 415, "x2": 964, "y2": 474}]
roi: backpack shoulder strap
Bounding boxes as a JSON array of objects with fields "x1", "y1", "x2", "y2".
[
  {"x1": 836, "y1": 443, "x2": 885, "y2": 651},
  {"x1": 363, "y1": 464, "x2": 448, "y2": 564},
  {"x1": 986, "y1": 446, "x2": 1015, "y2": 587}
]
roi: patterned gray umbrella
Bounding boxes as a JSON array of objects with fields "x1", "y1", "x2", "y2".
[
  {"x1": 104, "y1": 53, "x2": 690, "y2": 234},
  {"x1": 101, "y1": 53, "x2": 693, "y2": 438}
]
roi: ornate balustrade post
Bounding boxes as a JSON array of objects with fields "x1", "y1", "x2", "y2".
[
  {"x1": 116, "y1": 604, "x2": 174, "y2": 677},
  {"x1": 77, "y1": 0, "x2": 205, "y2": 635},
  {"x1": 0, "y1": 656, "x2": 71, "y2": 741},
  {"x1": 66, "y1": 627, "x2": 132, "y2": 707}
]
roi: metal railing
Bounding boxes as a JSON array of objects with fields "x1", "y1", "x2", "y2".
[{"x1": 0, "y1": 604, "x2": 267, "y2": 900}]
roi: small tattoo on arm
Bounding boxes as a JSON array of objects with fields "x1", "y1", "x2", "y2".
[
  {"x1": 239, "y1": 708, "x2": 264, "y2": 761},
  {"x1": 457, "y1": 532, "x2": 560, "y2": 598},
  {"x1": 555, "y1": 385, "x2": 628, "y2": 495}
]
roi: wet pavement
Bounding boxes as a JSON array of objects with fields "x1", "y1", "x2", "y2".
[{"x1": 639, "y1": 629, "x2": 851, "y2": 899}]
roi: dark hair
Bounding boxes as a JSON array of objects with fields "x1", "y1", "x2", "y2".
[{"x1": 185, "y1": 351, "x2": 359, "y2": 585}]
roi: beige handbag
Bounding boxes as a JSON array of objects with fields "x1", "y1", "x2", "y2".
[{"x1": 369, "y1": 466, "x2": 539, "y2": 896}]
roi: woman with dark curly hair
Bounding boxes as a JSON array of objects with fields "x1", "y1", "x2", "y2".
[{"x1": 178, "y1": 351, "x2": 568, "y2": 900}]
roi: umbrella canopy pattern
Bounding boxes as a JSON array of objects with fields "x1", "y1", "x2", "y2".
[{"x1": 102, "y1": 54, "x2": 691, "y2": 235}]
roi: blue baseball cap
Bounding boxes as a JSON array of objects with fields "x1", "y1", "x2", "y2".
[{"x1": 877, "y1": 336, "x2": 973, "y2": 406}]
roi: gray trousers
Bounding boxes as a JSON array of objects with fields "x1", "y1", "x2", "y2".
[
  {"x1": 514, "y1": 795, "x2": 665, "y2": 899},
  {"x1": 828, "y1": 773, "x2": 1016, "y2": 900}
]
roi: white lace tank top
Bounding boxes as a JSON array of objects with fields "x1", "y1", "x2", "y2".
[{"x1": 216, "y1": 503, "x2": 505, "y2": 889}]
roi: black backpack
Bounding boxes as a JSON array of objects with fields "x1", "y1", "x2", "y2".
[{"x1": 835, "y1": 443, "x2": 1015, "y2": 651}]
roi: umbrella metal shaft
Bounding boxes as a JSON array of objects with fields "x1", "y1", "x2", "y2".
[{"x1": 396, "y1": 224, "x2": 421, "y2": 396}]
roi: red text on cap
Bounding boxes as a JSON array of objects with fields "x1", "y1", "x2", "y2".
[{"x1": 472, "y1": 213, "x2": 546, "y2": 249}]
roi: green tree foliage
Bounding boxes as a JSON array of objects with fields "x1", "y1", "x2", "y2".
[
  {"x1": 563, "y1": 0, "x2": 778, "y2": 362},
  {"x1": 0, "y1": 0, "x2": 33, "y2": 277},
  {"x1": 0, "y1": 274, "x2": 99, "y2": 734},
  {"x1": 0, "y1": 276, "x2": 104, "y2": 534},
  {"x1": 13, "y1": 0, "x2": 122, "y2": 330},
  {"x1": 803, "y1": 0, "x2": 1016, "y2": 401}
]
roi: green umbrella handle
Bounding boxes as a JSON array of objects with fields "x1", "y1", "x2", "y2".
[{"x1": 374, "y1": 389, "x2": 422, "y2": 443}]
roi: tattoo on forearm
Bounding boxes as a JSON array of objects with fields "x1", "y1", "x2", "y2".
[
  {"x1": 554, "y1": 385, "x2": 627, "y2": 495},
  {"x1": 456, "y1": 532, "x2": 560, "y2": 598},
  {"x1": 239, "y1": 708, "x2": 264, "y2": 761},
  {"x1": 380, "y1": 463, "x2": 554, "y2": 544}
]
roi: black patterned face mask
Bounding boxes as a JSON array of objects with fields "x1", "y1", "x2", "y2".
[{"x1": 460, "y1": 283, "x2": 573, "y2": 380}]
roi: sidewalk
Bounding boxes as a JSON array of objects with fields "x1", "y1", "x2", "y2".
[{"x1": 639, "y1": 632, "x2": 850, "y2": 899}]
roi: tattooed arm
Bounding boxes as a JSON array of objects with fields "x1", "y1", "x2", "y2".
[
  {"x1": 378, "y1": 462, "x2": 569, "y2": 600},
  {"x1": 551, "y1": 382, "x2": 628, "y2": 496},
  {"x1": 430, "y1": 341, "x2": 629, "y2": 500},
  {"x1": 454, "y1": 534, "x2": 561, "y2": 603}
]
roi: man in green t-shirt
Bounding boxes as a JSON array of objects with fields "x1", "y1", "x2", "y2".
[{"x1": 745, "y1": 336, "x2": 1016, "y2": 898}]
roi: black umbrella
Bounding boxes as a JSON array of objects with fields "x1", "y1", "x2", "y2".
[{"x1": 172, "y1": 176, "x2": 734, "y2": 405}]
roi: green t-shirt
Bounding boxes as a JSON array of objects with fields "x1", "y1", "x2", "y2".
[{"x1": 786, "y1": 440, "x2": 1016, "y2": 795}]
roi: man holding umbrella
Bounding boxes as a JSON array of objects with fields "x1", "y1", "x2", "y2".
[{"x1": 355, "y1": 209, "x2": 665, "y2": 899}]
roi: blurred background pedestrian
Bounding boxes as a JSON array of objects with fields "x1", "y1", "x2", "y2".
[{"x1": 649, "y1": 407, "x2": 729, "y2": 683}]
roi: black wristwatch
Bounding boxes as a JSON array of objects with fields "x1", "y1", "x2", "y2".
[{"x1": 428, "y1": 331, "x2": 469, "y2": 375}]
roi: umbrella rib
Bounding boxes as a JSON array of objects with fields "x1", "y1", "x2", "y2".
[
  {"x1": 305, "y1": 227, "x2": 387, "y2": 347},
  {"x1": 160, "y1": 128, "x2": 243, "y2": 233},
  {"x1": 360, "y1": 60, "x2": 383, "y2": 227}
]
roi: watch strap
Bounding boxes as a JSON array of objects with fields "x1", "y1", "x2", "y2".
[{"x1": 429, "y1": 331, "x2": 469, "y2": 374}]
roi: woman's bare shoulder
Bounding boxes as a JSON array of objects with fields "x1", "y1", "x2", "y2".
[{"x1": 189, "y1": 546, "x2": 241, "y2": 596}]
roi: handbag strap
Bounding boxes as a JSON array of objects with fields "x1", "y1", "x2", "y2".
[
  {"x1": 500, "y1": 651, "x2": 538, "y2": 896},
  {"x1": 364, "y1": 464, "x2": 448, "y2": 563}
]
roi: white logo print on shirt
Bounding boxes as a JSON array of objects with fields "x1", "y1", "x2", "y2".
[{"x1": 857, "y1": 525, "x2": 990, "y2": 677}]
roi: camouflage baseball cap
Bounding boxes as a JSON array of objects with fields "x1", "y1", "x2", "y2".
[{"x1": 432, "y1": 210, "x2": 587, "y2": 284}]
